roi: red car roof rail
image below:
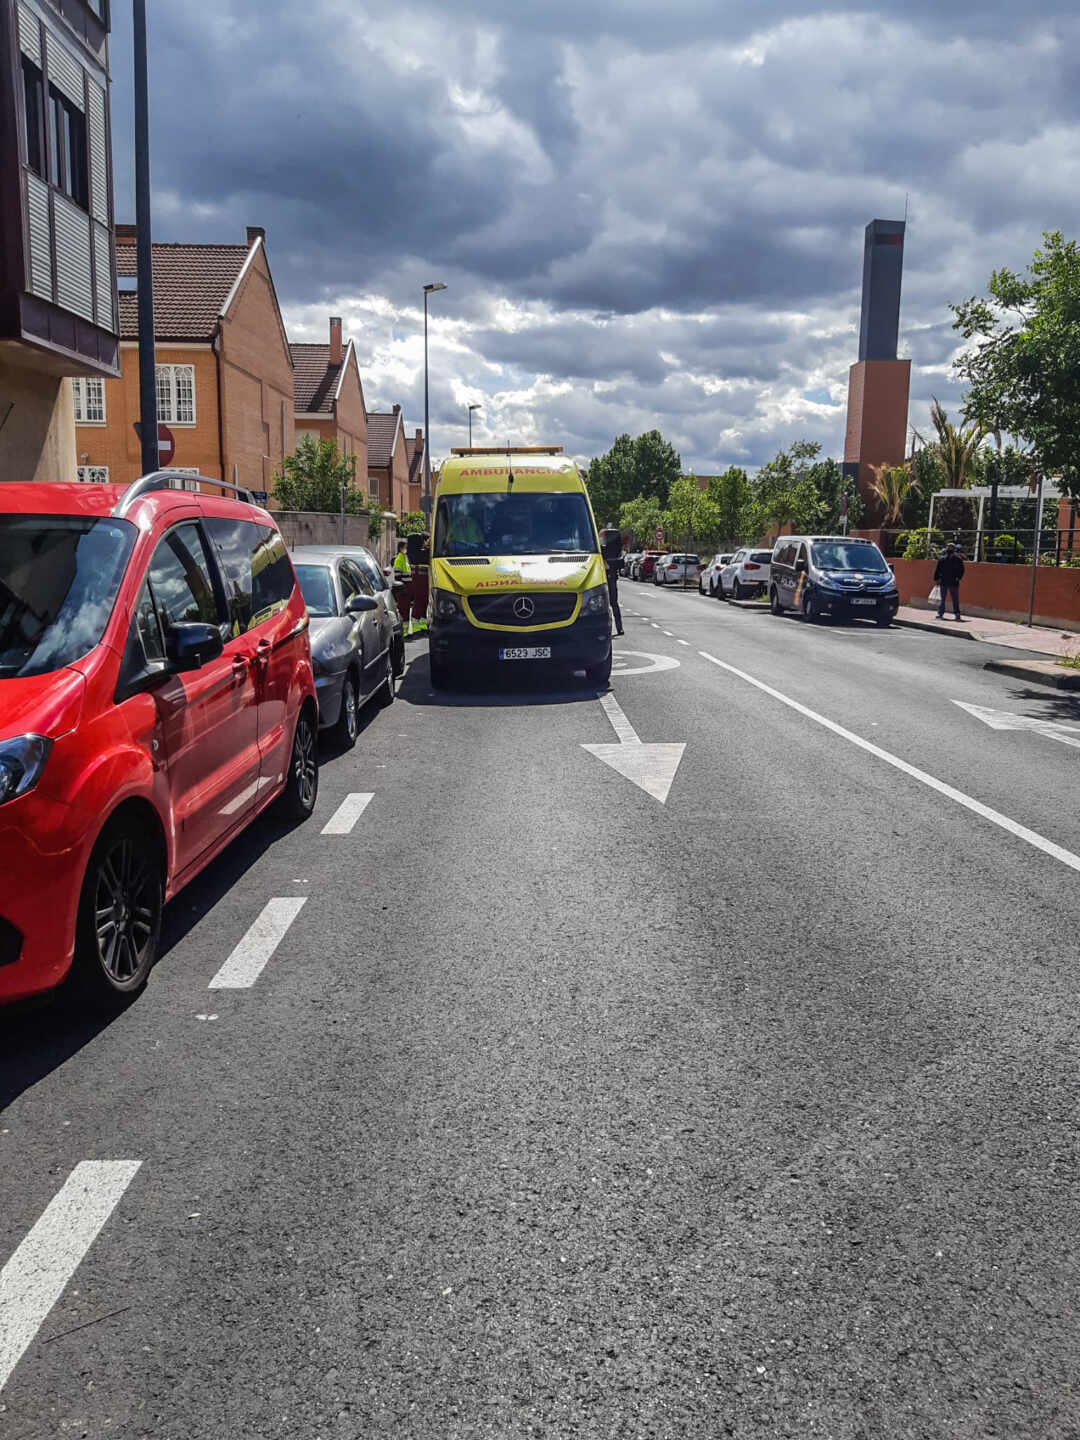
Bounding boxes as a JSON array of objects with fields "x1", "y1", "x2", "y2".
[{"x1": 112, "y1": 470, "x2": 256, "y2": 518}]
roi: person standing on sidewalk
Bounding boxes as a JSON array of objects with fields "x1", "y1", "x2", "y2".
[
  {"x1": 934, "y1": 543, "x2": 965, "y2": 621},
  {"x1": 392, "y1": 539, "x2": 413, "y2": 633}
]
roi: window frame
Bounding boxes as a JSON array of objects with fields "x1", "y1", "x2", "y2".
[
  {"x1": 47, "y1": 82, "x2": 89, "y2": 210},
  {"x1": 72, "y1": 377, "x2": 106, "y2": 425},
  {"x1": 21, "y1": 55, "x2": 46, "y2": 180},
  {"x1": 144, "y1": 521, "x2": 225, "y2": 637},
  {"x1": 156, "y1": 364, "x2": 197, "y2": 427}
]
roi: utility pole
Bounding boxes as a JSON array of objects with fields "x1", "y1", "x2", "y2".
[
  {"x1": 133, "y1": 0, "x2": 159, "y2": 476},
  {"x1": 422, "y1": 282, "x2": 447, "y2": 516},
  {"x1": 1027, "y1": 471, "x2": 1044, "y2": 627}
]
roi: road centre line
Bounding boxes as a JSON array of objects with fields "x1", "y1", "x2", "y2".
[
  {"x1": 699, "y1": 651, "x2": 1080, "y2": 875},
  {"x1": 321, "y1": 792, "x2": 375, "y2": 835},
  {"x1": 208, "y1": 898, "x2": 308, "y2": 989},
  {"x1": 678, "y1": 639, "x2": 690, "y2": 646},
  {"x1": 0, "y1": 1161, "x2": 141, "y2": 1392}
]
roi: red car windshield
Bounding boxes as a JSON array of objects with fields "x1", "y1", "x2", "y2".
[{"x1": 0, "y1": 515, "x2": 135, "y2": 678}]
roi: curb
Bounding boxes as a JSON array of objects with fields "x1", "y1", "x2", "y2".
[
  {"x1": 892, "y1": 616, "x2": 979, "y2": 642},
  {"x1": 983, "y1": 658, "x2": 1080, "y2": 691}
]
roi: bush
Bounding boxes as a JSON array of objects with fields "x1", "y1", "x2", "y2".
[{"x1": 901, "y1": 527, "x2": 944, "y2": 560}]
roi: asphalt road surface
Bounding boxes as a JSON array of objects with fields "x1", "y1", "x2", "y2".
[{"x1": 3, "y1": 590, "x2": 1080, "y2": 1439}]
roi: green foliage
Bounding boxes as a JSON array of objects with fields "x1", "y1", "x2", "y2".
[
  {"x1": 397, "y1": 511, "x2": 428, "y2": 537},
  {"x1": 1058, "y1": 652, "x2": 1080, "y2": 668},
  {"x1": 586, "y1": 430, "x2": 682, "y2": 521},
  {"x1": 901, "y1": 528, "x2": 945, "y2": 560},
  {"x1": 747, "y1": 441, "x2": 857, "y2": 538},
  {"x1": 274, "y1": 434, "x2": 360, "y2": 513},
  {"x1": 869, "y1": 463, "x2": 920, "y2": 527},
  {"x1": 618, "y1": 494, "x2": 665, "y2": 547},
  {"x1": 664, "y1": 474, "x2": 720, "y2": 551},
  {"x1": 952, "y1": 230, "x2": 1080, "y2": 501},
  {"x1": 708, "y1": 466, "x2": 753, "y2": 549}
]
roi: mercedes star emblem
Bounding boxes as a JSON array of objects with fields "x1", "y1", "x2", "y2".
[{"x1": 513, "y1": 596, "x2": 536, "y2": 620}]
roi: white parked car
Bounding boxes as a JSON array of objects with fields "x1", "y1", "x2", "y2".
[
  {"x1": 700, "y1": 552, "x2": 734, "y2": 596},
  {"x1": 654, "y1": 553, "x2": 702, "y2": 586},
  {"x1": 719, "y1": 548, "x2": 773, "y2": 600}
]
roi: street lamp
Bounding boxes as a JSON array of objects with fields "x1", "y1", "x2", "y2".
[
  {"x1": 467, "y1": 403, "x2": 481, "y2": 447},
  {"x1": 422, "y1": 281, "x2": 447, "y2": 515}
]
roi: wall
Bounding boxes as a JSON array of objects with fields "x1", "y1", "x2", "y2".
[
  {"x1": 891, "y1": 557, "x2": 1080, "y2": 632},
  {"x1": 274, "y1": 509, "x2": 397, "y2": 567},
  {"x1": 0, "y1": 359, "x2": 75, "y2": 481},
  {"x1": 76, "y1": 342, "x2": 221, "y2": 485},
  {"x1": 844, "y1": 358, "x2": 911, "y2": 522},
  {"x1": 220, "y1": 246, "x2": 294, "y2": 494},
  {"x1": 333, "y1": 351, "x2": 368, "y2": 478}
]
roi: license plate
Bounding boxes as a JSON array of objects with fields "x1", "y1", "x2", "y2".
[
  {"x1": 851, "y1": 597, "x2": 876, "y2": 606},
  {"x1": 499, "y1": 646, "x2": 552, "y2": 660}
]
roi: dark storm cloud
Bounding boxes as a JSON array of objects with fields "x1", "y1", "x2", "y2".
[{"x1": 111, "y1": 2, "x2": 1080, "y2": 469}]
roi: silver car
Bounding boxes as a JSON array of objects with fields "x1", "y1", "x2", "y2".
[
  {"x1": 290, "y1": 547, "x2": 396, "y2": 747},
  {"x1": 291, "y1": 543, "x2": 405, "y2": 677}
]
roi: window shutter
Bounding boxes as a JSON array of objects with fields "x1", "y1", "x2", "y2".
[
  {"x1": 25, "y1": 173, "x2": 52, "y2": 299},
  {"x1": 48, "y1": 41, "x2": 85, "y2": 111},
  {"x1": 54, "y1": 193, "x2": 94, "y2": 320},
  {"x1": 17, "y1": 3, "x2": 40, "y2": 65},
  {"x1": 93, "y1": 221, "x2": 113, "y2": 330},
  {"x1": 87, "y1": 82, "x2": 108, "y2": 224}
]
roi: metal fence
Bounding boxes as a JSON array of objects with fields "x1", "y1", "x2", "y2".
[{"x1": 886, "y1": 527, "x2": 1080, "y2": 566}]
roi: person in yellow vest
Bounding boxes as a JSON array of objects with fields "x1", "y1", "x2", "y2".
[{"x1": 392, "y1": 540, "x2": 413, "y2": 632}]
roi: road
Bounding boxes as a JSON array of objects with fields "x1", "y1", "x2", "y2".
[{"x1": 3, "y1": 588, "x2": 1080, "y2": 1438}]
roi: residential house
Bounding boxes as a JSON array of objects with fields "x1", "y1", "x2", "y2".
[
  {"x1": 291, "y1": 316, "x2": 367, "y2": 486},
  {"x1": 73, "y1": 225, "x2": 294, "y2": 494},
  {"x1": 367, "y1": 404, "x2": 411, "y2": 515},
  {"x1": 404, "y1": 424, "x2": 425, "y2": 514},
  {"x1": 0, "y1": 0, "x2": 118, "y2": 482}
]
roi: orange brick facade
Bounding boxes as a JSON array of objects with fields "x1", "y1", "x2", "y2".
[
  {"x1": 294, "y1": 344, "x2": 368, "y2": 493},
  {"x1": 75, "y1": 242, "x2": 294, "y2": 495}
]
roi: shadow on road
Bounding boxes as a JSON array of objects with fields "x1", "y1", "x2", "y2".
[
  {"x1": 398, "y1": 652, "x2": 605, "y2": 709},
  {"x1": 1005, "y1": 687, "x2": 1080, "y2": 726}
]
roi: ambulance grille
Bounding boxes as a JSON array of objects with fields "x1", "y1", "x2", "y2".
[
  {"x1": 445, "y1": 558, "x2": 490, "y2": 566},
  {"x1": 468, "y1": 593, "x2": 578, "y2": 626}
]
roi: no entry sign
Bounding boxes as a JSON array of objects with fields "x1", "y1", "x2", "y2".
[{"x1": 133, "y1": 421, "x2": 176, "y2": 466}]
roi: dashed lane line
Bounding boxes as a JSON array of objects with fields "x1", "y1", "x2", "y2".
[
  {"x1": 321, "y1": 792, "x2": 375, "y2": 835},
  {"x1": 208, "y1": 897, "x2": 308, "y2": 989},
  {"x1": 677, "y1": 639, "x2": 690, "y2": 646},
  {"x1": 0, "y1": 1161, "x2": 141, "y2": 1392},
  {"x1": 699, "y1": 650, "x2": 1080, "y2": 875}
]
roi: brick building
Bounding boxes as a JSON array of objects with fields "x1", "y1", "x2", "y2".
[
  {"x1": 404, "y1": 424, "x2": 425, "y2": 513},
  {"x1": 367, "y1": 405, "x2": 411, "y2": 515},
  {"x1": 291, "y1": 316, "x2": 367, "y2": 485},
  {"x1": 0, "y1": 0, "x2": 118, "y2": 482},
  {"x1": 74, "y1": 225, "x2": 293, "y2": 494}
]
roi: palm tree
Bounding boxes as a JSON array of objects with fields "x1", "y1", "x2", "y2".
[
  {"x1": 868, "y1": 462, "x2": 920, "y2": 527},
  {"x1": 924, "y1": 397, "x2": 985, "y2": 489}
]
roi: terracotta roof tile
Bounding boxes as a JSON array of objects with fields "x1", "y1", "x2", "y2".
[
  {"x1": 367, "y1": 412, "x2": 401, "y2": 469},
  {"x1": 116, "y1": 242, "x2": 251, "y2": 342},
  {"x1": 290, "y1": 343, "x2": 343, "y2": 414},
  {"x1": 405, "y1": 430, "x2": 425, "y2": 484}
]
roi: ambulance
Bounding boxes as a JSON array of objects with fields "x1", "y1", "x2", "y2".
[{"x1": 427, "y1": 447, "x2": 612, "y2": 688}]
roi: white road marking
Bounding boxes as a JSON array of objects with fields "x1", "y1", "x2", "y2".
[
  {"x1": 584, "y1": 694, "x2": 686, "y2": 803},
  {"x1": 701, "y1": 651, "x2": 1080, "y2": 874},
  {"x1": 662, "y1": 630, "x2": 674, "y2": 637},
  {"x1": 651, "y1": 623, "x2": 662, "y2": 629},
  {"x1": 0, "y1": 1161, "x2": 141, "y2": 1392},
  {"x1": 322, "y1": 792, "x2": 375, "y2": 835},
  {"x1": 952, "y1": 700, "x2": 1080, "y2": 750},
  {"x1": 610, "y1": 651, "x2": 681, "y2": 677},
  {"x1": 677, "y1": 639, "x2": 690, "y2": 646},
  {"x1": 208, "y1": 898, "x2": 308, "y2": 989}
]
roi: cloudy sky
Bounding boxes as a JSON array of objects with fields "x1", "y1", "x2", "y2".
[{"x1": 109, "y1": 1, "x2": 1080, "y2": 472}]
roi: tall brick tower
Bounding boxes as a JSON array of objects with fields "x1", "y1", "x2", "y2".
[{"x1": 842, "y1": 219, "x2": 911, "y2": 526}]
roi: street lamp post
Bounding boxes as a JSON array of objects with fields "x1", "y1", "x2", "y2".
[
  {"x1": 468, "y1": 403, "x2": 481, "y2": 447},
  {"x1": 422, "y1": 282, "x2": 447, "y2": 516},
  {"x1": 133, "y1": 0, "x2": 159, "y2": 477}
]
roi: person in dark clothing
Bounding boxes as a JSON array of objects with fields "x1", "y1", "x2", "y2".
[
  {"x1": 934, "y1": 544, "x2": 965, "y2": 620},
  {"x1": 600, "y1": 526, "x2": 624, "y2": 636}
]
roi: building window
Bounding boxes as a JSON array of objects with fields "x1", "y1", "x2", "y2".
[
  {"x1": 48, "y1": 85, "x2": 89, "y2": 210},
  {"x1": 21, "y1": 57, "x2": 46, "y2": 179},
  {"x1": 72, "y1": 378, "x2": 106, "y2": 424},
  {"x1": 76, "y1": 465, "x2": 109, "y2": 483},
  {"x1": 163, "y1": 467, "x2": 200, "y2": 491},
  {"x1": 156, "y1": 364, "x2": 196, "y2": 425}
]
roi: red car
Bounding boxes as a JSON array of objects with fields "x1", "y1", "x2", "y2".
[{"x1": 0, "y1": 475, "x2": 318, "y2": 1006}]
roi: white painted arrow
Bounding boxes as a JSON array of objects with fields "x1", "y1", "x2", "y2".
[
  {"x1": 582, "y1": 692, "x2": 686, "y2": 803},
  {"x1": 952, "y1": 700, "x2": 1080, "y2": 750}
]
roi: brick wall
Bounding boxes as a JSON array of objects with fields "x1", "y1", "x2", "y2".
[
  {"x1": 844, "y1": 358, "x2": 911, "y2": 522},
  {"x1": 220, "y1": 246, "x2": 294, "y2": 494},
  {"x1": 891, "y1": 557, "x2": 1080, "y2": 632}
]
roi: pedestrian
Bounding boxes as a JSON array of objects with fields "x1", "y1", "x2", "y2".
[
  {"x1": 392, "y1": 539, "x2": 413, "y2": 632},
  {"x1": 600, "y1": 525, "x2": 624, "y2": 636},
  {"x1": 934, "y1": 543, "x2": 965, "y2": 621}
]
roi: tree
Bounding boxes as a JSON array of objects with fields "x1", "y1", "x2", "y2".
[
  {"x1": 868, "y1": 462, "x2": 920, "y2": 527},
  {"x1": 619, "y1": 494, "x2": 664, "y2": 547},
  {"x1": 918, "y1": 397, "x2": 984, "y2": 490},
  {"x1": 586, "y1": 430, "x2": 682, "y2": 522},
  {"x1": 398, "y1": 510, "x2": 428, "y2": 536},
  {"x1": 275, "y1": 435, "x2": 361, "y2": 512},
  {"x1": 665, "y1": 475, "x2": 719, "y2": 553},
  {"x1": 633, "y1": 430, "x2": 682, "y2": 509},
  {"x1": 709, "y1": 466, "x2": 753, "y2": 549},
  {"x1": 952, "y1": 231, "x2": 1080, "y2": 500}
]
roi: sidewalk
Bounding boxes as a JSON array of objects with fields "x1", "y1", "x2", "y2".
[{"x1": 893, "y1": 605, "x2": 1080, "y2": 660}]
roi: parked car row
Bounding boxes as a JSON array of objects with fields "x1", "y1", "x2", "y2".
[
  {"x1": 700, "y1": 548, "x2": 773, "y2": 599},
  {"x1": 0, "y1": 476, "x2": 402, "y2": 1012},
  {"x1": 623, "y1": 551, "x2": 703, "y2": 584}
]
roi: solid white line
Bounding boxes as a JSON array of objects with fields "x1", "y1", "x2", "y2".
[
  {"x1": 699, "y1": 651, "x2": 1080, "y2": 874},
  {"x1": 0, "y1": 1161, "x2": 141, "y2": 1392},
  {"x1": 662, "y1": 630, "x2": 674, "y2": 637},
  {"x1": 677, "y1": 639, "x2": 690, "y2": 646},
  {"x1": 599, "y1": 691, "x2": 640, "y2": 745},
  {"x1": 321, "y1": 792, "x2": 375, "y2": 835},
  {"x1": 208, "y1": 898, "x2": 308, "y2": 989}
]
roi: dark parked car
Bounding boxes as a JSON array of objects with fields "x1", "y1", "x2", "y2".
[
  {"x1": 291, "y1": 548, "x2": 396, "y2": 745},
  {"x1": 290, "y1": 543, "x2": 404, "y2": 677},
  {"x1": 769, "y1": 535, "x2": 899, "y2": 625}
]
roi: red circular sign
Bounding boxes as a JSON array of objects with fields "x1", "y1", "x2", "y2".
[{"x1": 157, "y1": 424, "x2": 175, "y2": 466}]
